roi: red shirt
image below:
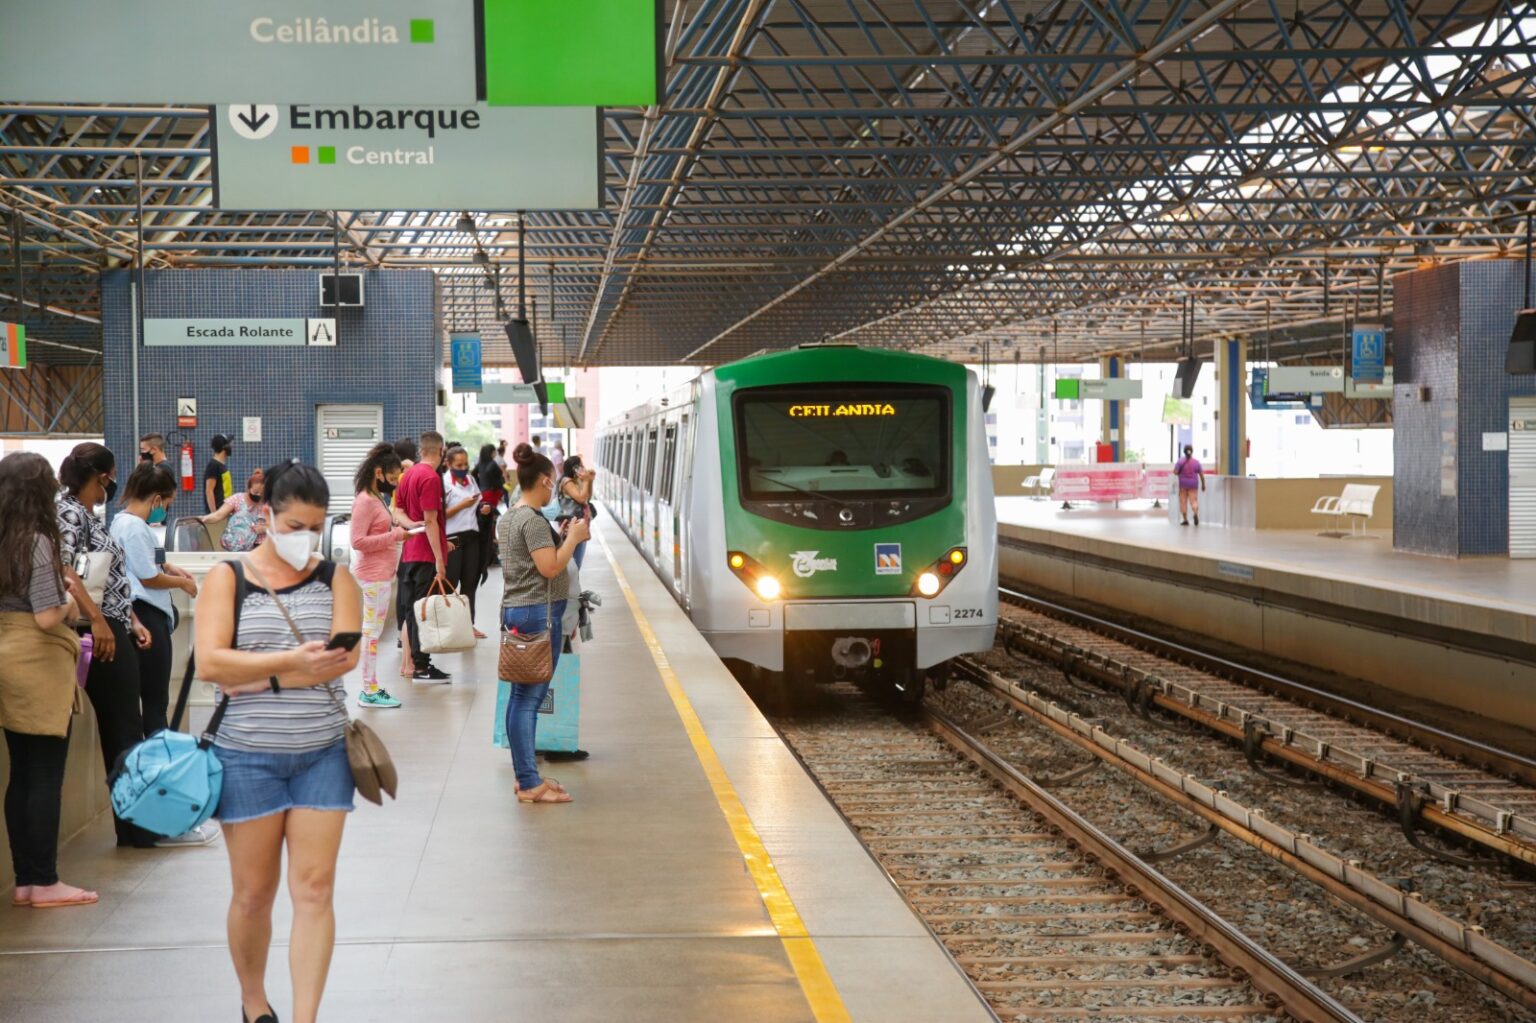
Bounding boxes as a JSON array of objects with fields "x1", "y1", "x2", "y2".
[{"x1": 398, "y1": 460, "x2": 446, "y2": 564}]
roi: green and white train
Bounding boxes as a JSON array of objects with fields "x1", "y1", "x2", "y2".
[{"x1": 595, "y1": 344, "x2": 998, "y2": 700}]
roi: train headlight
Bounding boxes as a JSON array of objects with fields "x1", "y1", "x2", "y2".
[
  {"x1": 728, "y1": 553, "x2": 745, "y2": 570},
  {"x1": 728, "y1": 550, "x2": 783, "y2": 601},
  {"x1": 755, "y1": 575, "x2": 782, "y2": 601},
  {"x1": 912, "y1": 546, "x2": 967, "y2": 597}
]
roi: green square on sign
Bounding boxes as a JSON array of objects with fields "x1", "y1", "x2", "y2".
[
  {"x1": 318, "y1": 146, "x2": 337, "y2": 165},
  {"x1": 409, "y1": 19, "x2": 435, "y2": 43},
  {"x1": 483, "y1": 0, "x2": 658, "y2": 106}
]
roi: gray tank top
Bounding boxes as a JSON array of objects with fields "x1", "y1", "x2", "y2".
[{"x1": 213, "y1": 563, "x2": 348, "y2": 754}]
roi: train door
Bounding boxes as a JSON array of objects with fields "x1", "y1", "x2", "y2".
[
  {"x1": 663, "y1": 419, "x2": 681, "y2": 590},
  {"x1": 675, "y1": 407, "x2": 697, "y2": 609},
  {"x1": 642, "y1": 423, "x2": 659, "y2": 558}
]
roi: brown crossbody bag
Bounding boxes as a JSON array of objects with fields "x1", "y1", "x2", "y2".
[
  {"x1": 244, "y1": 561, "x2": 399, "y2": 805},
  {"x1": 498, "y1": 507, "x2": 556, "y2": 685}
]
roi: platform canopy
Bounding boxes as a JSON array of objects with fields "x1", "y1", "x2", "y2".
[{"x1": 2, "y1": 0, "x2": 1535, "y2": 367}]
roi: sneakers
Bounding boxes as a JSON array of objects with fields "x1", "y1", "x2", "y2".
[
  {"x1": 155, "y1": 821, "x2": 221, "y2": 848},
  {"x1": 412, "y1": 666, "x2": 452, "y2": 683},
  {"x1": 1194, "y1": 513, "x2": 1200, "y2": 526},
  {"x1": 359, "y1": 688, "x2": 402, "y2": 708}
]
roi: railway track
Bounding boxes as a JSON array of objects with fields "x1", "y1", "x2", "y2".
[
  {"x1": 777, "y1": 686, "x2": 1360, "y2": 1023},
  {"x1": 994, "y1": 586, "x2": 1536, "y2": 868},
  {"x1": 950, "y1": 656, "x2": 1536, "y2": 1014}
]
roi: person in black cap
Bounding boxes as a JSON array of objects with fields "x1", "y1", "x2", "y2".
[{"x1": 204, "y1": 433, "x2": 234, "y2": 515}]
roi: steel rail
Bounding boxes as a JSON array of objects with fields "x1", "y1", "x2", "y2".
[
  {"x1": 950, "y1": 658, "x2": 1536, "y2": 1011},
  {"x1": 993, "y1": 587, "x2": 1536, "y2": 866},
  {"x1": 924, "y1": 704, "x2": 1363, "y2": 1023}
]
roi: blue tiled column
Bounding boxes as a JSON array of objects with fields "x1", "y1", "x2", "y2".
[
  {"x1": 1214, "y1": 337, "x2": 1246, "y2": 476},
  {"x1": 1392, "y1": 260, "x2": 1536, "y2": 556}
]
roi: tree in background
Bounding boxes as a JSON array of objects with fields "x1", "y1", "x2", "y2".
[{"x1": 444, "y1": 407, "x2": 497, "y2": 453}]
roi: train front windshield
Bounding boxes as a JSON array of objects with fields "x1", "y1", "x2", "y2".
[{"x1": 735, "y1": 384, "x2": 951, "y2": 501}]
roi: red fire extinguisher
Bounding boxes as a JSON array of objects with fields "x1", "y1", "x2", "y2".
[{"x1": 180, "y1": 440, "x2": 195, "y2": 491}]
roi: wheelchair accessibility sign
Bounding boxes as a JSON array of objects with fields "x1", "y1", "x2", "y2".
[{"x1": 450, "y1": 333, "x2": 482, "y2": 392}]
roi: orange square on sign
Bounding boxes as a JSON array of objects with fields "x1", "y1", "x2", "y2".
[{"x1": 291, "y1": 146, "x2": 310, "y2": 164}]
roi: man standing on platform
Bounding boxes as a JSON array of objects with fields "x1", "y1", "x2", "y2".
[
  {"x1": 204, "y1": 433, "x2": 233, "y2": 515},
  {"x1": 396, "y1": 430, "x2": 453, "y2": 682},
  {"x1": 138, "y1": 433, "x2": 169, "y2": 467}
]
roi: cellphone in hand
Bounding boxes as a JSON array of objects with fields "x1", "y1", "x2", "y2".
[{"x1": 325, "y1": 632, "x2": 362, "y2": 652}]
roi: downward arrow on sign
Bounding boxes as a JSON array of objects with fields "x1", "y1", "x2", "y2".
[{"x1": 237, "y1": 105, "x2": 271, "y2": 133}]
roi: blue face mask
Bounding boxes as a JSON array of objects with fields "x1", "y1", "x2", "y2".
[{"x1": 148, "y1": 504, "x2": 168, "y2": 525}]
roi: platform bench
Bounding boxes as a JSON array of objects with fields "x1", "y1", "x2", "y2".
[{"x1": 1311, "y1": 484, "x2": 1380, "y2": 538}]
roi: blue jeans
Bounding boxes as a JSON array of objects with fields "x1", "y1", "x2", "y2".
[
  {"x1": 502, "y1": 599, "x2": 568, "y2": 790},
  {"x1": 572, "y1": 540, "x2": 587, "y2": 569}
]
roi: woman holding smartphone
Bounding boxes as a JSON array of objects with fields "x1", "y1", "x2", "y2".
[
  {"x1": 350, "y1": 444, "x2": 409, "y2": 709},
  {"x1": 194, "y1": 459, "x2": 362, "y2": 1023}
]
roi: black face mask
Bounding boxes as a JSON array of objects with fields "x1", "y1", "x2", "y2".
[
  {"x1": 139, "y1": 451, "x2": 153, "y2": 462},
  {"x1": 104, "y1": 477, "x2": 119, "y2": 503},
  {"x1": 377, "y1": 480, "x2": 396, "y2": 500}
]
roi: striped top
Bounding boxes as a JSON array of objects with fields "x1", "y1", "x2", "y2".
[{"x1": 213, "y1": 563, "x2": 348, "y2": 754}]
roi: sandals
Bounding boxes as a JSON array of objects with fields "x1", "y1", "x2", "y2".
[
  {"x1": 517, "y1": 782, "x2": 572, "y2": 804},
  {"x1": 11, "y1": 886, "x2": 30, "y2": 907},
  {"x1": 26, "y1": 884, "x2": 99, "y2": 909}
]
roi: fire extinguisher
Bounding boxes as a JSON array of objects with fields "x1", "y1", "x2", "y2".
[{"x1": 180, "y1": 440, "x2": 195, "y2": 491}]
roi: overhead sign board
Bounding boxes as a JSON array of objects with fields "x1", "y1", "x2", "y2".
[
  {"x1": 1054, "y1": 378, "x2": 1143, "y2": 400},
  {"x1": 450, "y1": 333, "x2": 483, "y2": 393},
  {"x1": 483, "y1": 0, "x2": 661, "y2": 106},
  {"x1": 144, "y1": 318, "x2": 334, "y2": 346},
  {"x1": 1345, "y1": 366, "x2": 1393, "y2": 399},
  {"x1": 1350, "y1": 323, "x2": 1386, "y2": 384},
  {"x1": 2, "y1": 322, "x2": 25, "y2": 369},
  {"x1": 210, "y1": 103, "x2": 602, "y2": 210},
  {"x1": 0, "y1": 0, "x2": 478, "y2": 104},
  {"x1": 1160, "y1": 395, "x2": 1193, "y2": 426},
  {"x1": 1266, "y1": 365, "x2": 1346, "y2": 394},
  {"x1": 478, "y1": 381, "x2": 567, "y2": 405}
]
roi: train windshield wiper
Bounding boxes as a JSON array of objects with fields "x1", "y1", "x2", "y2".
[{"x1": 752, "y1": 473, "x2": 853, "y2": 510}]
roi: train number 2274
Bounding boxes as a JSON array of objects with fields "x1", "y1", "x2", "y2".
[{"x1": 951, "y1": 608, "x2": 985, "y2": 620}]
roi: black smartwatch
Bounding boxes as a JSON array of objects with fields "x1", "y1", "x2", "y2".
[{"x1": 269, "y1": 676, "x2": 281, "y2": 693}]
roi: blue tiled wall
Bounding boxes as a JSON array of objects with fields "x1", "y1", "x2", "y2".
[
  {"x1": 102, "y1": 269, "x2": 440, "y2": 519},
  {"x1": 1392, "y1": 260, "x2": 1536, "y2": 556}
]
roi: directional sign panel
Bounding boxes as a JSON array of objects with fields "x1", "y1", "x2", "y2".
[
  {"x1": 451, "y1": 334, "x2": 483, "y2": 393},
  {"x1": 210, "y1": 103, "x2": 602, "y2": 210},
  {"x1": 1350, "y1": 323, "x2": 1386, "y2": 384},
  {"x1": 483, "y1": 0, "x2": 661, "y2": 106},
  {"x1": 0, "y1": 0, "x2": 477, "y2": 104}
]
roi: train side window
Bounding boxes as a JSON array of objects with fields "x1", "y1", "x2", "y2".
[
  {"x1": 643, "y1": 427, "x2": 658, "y2": 490},
  {"x1": 660, "y1": 423, "x2": 678, "y2": 503}
]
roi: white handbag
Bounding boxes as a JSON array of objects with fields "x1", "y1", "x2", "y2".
[
  {"x1": 75, "y1": 550, "x2": 111, "y2": 606},
  {"x1": 414, "y1": 578, "x2": 476, "y2": 653}
]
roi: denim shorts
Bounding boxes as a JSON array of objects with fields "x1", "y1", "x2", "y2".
[{"x1": 212, "y1": 739, "x2": 355, "y2": 824}]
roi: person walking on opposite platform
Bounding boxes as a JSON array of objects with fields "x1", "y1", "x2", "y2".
[
  {"x1": 0, "y1": 453, "x2": 96, "y2": 909},
  {"x1": 57, "y1": 443, "x2": 160, "y2": 849},
  {"x1": 1175, "y1": 445, "x2": 1205, "y2": 526},
  {"x1": 195, "y1": 459, "x2": 362, "y2": 1023},
  {"x1": 442, "y1": 446, "x2": 486, "y2": 639},
  {"x1": 395, "y1": 432, "x2": 452, "y2": 683},
  {"x1": 499, "y1": 443, "x2": 588, "y2": 805},
  {"x1": 350, "y1": 444, "x2": 410, "y2": 709}
]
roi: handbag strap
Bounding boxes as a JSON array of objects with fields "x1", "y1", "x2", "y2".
[
  {"x1": 180, "y1": 559, "x2": 251, "y2": 746},
  {"x1": 243, "y1": 560, "x2": 351, "y2": 721}
]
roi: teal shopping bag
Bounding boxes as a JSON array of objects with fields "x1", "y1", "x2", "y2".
[{"x1": 494, "y1": 653, "x2": 581, "y2": 752}]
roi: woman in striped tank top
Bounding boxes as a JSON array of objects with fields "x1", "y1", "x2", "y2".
[{"x1": 194, "y1": 460, "x2": 362, "y2": 1023}]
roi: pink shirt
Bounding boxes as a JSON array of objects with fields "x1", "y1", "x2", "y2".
[{"x1": 350, "y1": 491, "x2": 405, "y2": 583}]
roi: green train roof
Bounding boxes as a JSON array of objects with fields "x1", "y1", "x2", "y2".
[{"x1": 713, "y1": 344, "x2": 968, "y2": 389}]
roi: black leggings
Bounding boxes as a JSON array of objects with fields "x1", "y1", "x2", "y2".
[
  {"x1": 83, "y1": 617, "x2": 157, "y2": 847},
  {"x1": 446, "y1": 529, "x2": 483, "y2": 626},
  {"x1": 133, "y1": 601, "x2": 174, "y2": 736},
  {"x1": 396, "y1": 562, "x2": 438, "y2": 672},
  {"x1": 4, "y1": 728, "x2": 70, "y2": 887}
]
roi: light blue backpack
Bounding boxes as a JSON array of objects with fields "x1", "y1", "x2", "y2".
[{"x1": 109, "y1": 654, "x2": 228, "y2": 836}]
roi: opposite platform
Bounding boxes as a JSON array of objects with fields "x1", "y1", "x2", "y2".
[
  {"x1": 0, "y1": 522, "x2": 989, "y2": 1023},
  {"x1": 997, "y1": 496, "x2": 1536, "y2": 735}
]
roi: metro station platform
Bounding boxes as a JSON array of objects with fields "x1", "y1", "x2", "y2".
[
  {"x1": 996, "y1": 496, "x2": 1536, "y2": 736},
  {"x1": 0, "y1": 520, "x2": 989, "y2": 1023}
]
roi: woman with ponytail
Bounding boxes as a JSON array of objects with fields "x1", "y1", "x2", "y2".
[
  {"x1": 57, "y1": 443, "x2": 165, "y2": 849},
  {"x1": 350, "y1": 443, "x2": 411, "y2": 708}
]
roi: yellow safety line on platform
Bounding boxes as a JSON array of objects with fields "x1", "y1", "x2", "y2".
[{"x1": 602, "y1": 539, "x2": 852, "y2": 1023}]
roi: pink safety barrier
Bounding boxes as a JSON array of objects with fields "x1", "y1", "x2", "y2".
[
  {"x1": 1051, "y1": 463, "x2": 1144, "y2": 503},
  {"x1": 1140, "y1": 464, "x2": 1175, "y2": 500}
]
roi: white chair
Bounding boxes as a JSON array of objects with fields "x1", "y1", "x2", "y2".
[
  {"x1": 1021, "y1": 466, "x2": 1055, "y2": 500},
  {"x1": 1312, "y1": 484, "x2": 1380, "y2": 538}
]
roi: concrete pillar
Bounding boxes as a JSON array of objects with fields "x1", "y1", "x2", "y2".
[
  {"x1": 1099, "y1": 355, "x2": 1124, "y2": 461},
  {"x1": 1214, "y1": 337, "x2": 1247, "y2": 476}
]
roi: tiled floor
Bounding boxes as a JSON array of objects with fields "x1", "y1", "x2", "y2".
[{"x1": 0, "y1": 522, "x2": 989, "y2": 1023}]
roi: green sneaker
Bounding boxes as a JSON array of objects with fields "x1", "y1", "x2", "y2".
[{"x1": 359, "y1": 688, "x2": 402, "y2": 709}]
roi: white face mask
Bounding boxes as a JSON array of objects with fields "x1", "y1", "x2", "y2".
[{"x1": 268, "y1": 511, "x2": 319, "y2": 571}]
